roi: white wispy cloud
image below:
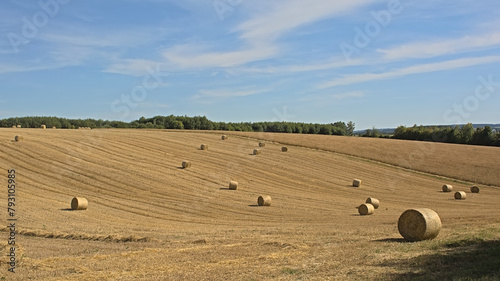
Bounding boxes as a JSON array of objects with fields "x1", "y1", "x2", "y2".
[
  {"x1": 378, "y1": 32, "x2": 500, "y2": 60},
  {"x1": 111, "y1": 0, "x2": 376, "y2": 73},
  {"x1": 195, "y1": 88, "x2": 268, "y2": 99},
  {"x1": 104, "y1": 59, "x2": 167, "y2": 77},
  {"x1": 332, "y1": 91, "x2": 365, "y2": 100},
  {"x1": 318, "y1": 56, "x2": 500, "y2": 88},
  {"x1": 233, "y1": 57, "x2": 365, "y2": 74},
  {"x1": 235, "y1": 0, "x2": 375, "y2": 42},
  {"x1": 300, "y1": 91, "x2": 365, "y2": 102},
  {"x1": 161, "y1": 42, "x2": 278, "y2": 69}
]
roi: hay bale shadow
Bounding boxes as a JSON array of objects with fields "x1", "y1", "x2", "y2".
[
  {"x1": 373, "y1": 238, "x2": 407, "y2": 243},
  {"x1": 380, "y1": 239, "x2": 500, "y2": 280},
  {"x1": 248, "y1": 204, "x2": 260, "y2": 207},
  {"x1": 60, "y1": 208, "x2": 74, "y2": 211}
]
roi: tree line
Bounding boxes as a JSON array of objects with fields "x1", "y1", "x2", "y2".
[
  {"x1": 391, "y1": 123, "x2": 500, "y2": 146},
  {"x1": 2, "y1": 116, "x2": 498, "y2": 147},
  {"x1": 0, "y1": 115, "x2": 355, "y2": 136}
]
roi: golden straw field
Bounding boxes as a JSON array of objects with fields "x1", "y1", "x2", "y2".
[{"x1": 0, "y1": 128, "x2": 499, "y2": 280}]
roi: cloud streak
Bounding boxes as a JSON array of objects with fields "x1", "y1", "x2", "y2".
[
  {"x1": 378, "y1": 32, "x2": 500, "y2": 60},
  {"x1": 318, "y1": 56, "x2": 500, "y2": 88}
]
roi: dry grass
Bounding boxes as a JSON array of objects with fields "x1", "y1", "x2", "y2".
[
  {"x1": 0, "y1": 128, "x2": 498, "y2": 280},
  {"x1": 227, "y1": 131, "x2": 500, "y2": 186}
]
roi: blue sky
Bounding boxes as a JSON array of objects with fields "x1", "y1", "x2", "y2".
[{"x1": 1, "y1": 0, "x2": 499, "y2": 129}]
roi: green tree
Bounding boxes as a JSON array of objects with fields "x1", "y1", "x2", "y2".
[
  {"x1": 346, "y1": 121, "x2": 355, "y2": 136},
  {"x1": 458, "y1": 123, "x2": 474, "y2": 144}
]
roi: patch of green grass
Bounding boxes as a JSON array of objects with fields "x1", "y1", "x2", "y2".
[{"x1": 282, "y1": 267, "x2": 302, "y2": 275}]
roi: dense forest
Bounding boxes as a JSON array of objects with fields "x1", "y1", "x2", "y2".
[
  {"x1": 1, "y1": 116, "x2": 499, "y2": 147},
  {"x1": 391, "y1": 123, "x2": 500, "y2": 146},
  {"x1": 0, "y1": 115, "x2": 355, "y2": 136}
]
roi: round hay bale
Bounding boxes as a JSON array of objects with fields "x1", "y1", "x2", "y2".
[
  {"x1": 12, "y1": 125, "x2": 16, "y2": 128},
  {"x1": 358, "y1": 203, "x2": 374, "y2": 215},
  {"x1": 14, "y1": 135, "x2": 24, "y2": 142},
  {"x1": 41, "y1": 125, "x2": 46, "y2": 129},
  {"x1": 353, "y1": 179, "x2": 362, "y2": 187},
  {"x1": 16, "y1": 125, "x2": 21, "y2": 128},
  {"x1": 442, "y1": 184, "x2": 453, "y2": 192},
  {"x1": 470, "y1": 186, "x2": 480, "y2": 193},
  {"x1": 52, "y1": 126, "x2": 56, "y2": 129},
  {"x1": 229, "y1": 181, "x2": 238, "y2": 190},
  {"x1": 259, "y1": 142, "x2": 266, "y2": 147},
  {"x1": 366, "y1": 197, "x2": 380, "y2": 209},
  {"x1": 182, "y1": 161, "x2": 191, "y2": 168},
  {"x1": 281, "y1": 146, "x2": 288, "y2": 152},
  {"x1": 71, "y1": 197, "x2": 88, "y2": 210},
  {"x1": 200, "y1": 144, "x2": 208, "y2": 150},
  {"x1": 454, "y1": 191, "x2": 466, "y2": 200},
  {"x1": 253, "y1": 149, "x2": 261, "y2": 155},
  {"x1": 258, "y1": 195, "x2": 271, "y2": 206},
  {"x1": 221, "y1": 135, "x2": 228, "y2": 140},
  {"x1": 398, "y1": 208, "x2": 442, "y2": 241}
]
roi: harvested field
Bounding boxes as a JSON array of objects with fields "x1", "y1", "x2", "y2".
[
  {"x1": 0, "y1": 128, "x2": 499, "y2": 280},
  {"x1": 228, "y1": 131, "x2": 500, "y2": 186}
]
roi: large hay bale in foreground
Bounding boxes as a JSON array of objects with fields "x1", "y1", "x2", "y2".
[
  {"x1": 259, "y1": 142, "x2": 266, "y2": 147},
  {"x1": 470, "y1": 186, "x2": 480, "y2": 193},
  {"x1": 200, "y1": 144, "x2": 208, "y2": 150},
  {"x1": 14, "y1": 135, "x2": 24, "y2": 142},
  {"x1": 398, "y1": 208, "x2": 441, "y2": 241},
  {"x1": 71, "y1": 197, "x2": 88, "y2": 210},
  {"x1": 353, "y1": 179, "x2": 362, "y2": 187},
  {"x1": 221, "y1": 135, "x2": 228, "y2": 140},
  {"x1": 358, "y1": 203, "x2": 374, "y2": 215},
  {"x1": 182, "y1": 161, "x2": 191, "y2": 168},
  {"x1": 258, "y1": 195, "x2": 272, "y2": 206},
  {"x1": 454, "y1": 191, "x2": 466, "y2": 200},
  {"x1": 253, "y1": 149, "x2": 261, "y2": 155},
  {"x1": 442, "y1": 184, "x2": 453, "y2": 192},
  {"x1": 229, "y1": 181, "x2": 238, "y2": 190},
  {"x1": 365, "y1": 197, "x2": 380, "y2": 209},
  {"x1": 41, "y1": 125, "x2": 46, "y2": 129}
]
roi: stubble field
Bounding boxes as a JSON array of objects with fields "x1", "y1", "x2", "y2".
[{"x1": 0, "y1": 128, "x2": 499, "y2": 280}]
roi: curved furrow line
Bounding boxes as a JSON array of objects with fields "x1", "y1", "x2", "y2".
[{"x1": 0, "y1": 144, "x2": 148, "y2": 200}]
